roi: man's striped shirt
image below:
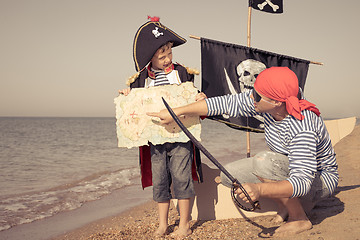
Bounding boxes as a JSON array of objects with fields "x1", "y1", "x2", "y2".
[{"x1": 205, "y1": 91, "x2": 338, "y2": 198}]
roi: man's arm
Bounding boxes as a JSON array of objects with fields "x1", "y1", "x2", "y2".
[
  {"x1": 238, "y1": 180, "x2": 294, "y2": 203},
  {"x1": 147, "y1": 99, "x2": 208, "y2": 124}
]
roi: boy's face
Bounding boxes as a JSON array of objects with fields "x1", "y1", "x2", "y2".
[{"x1": 151, "y1": 45, "x2": 173, "y2": 70}]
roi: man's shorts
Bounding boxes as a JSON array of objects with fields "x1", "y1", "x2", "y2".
[{"x1": 220, "y1": 151, "x2": 330, "y2": 205}]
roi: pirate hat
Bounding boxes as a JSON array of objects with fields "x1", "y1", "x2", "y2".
[{"x1": 133, "y1": 16, "x2": 187, "y2": 72}]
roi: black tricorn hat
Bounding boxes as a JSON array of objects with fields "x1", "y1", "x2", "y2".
[{"x1": 133, "y1": 16, "x2": 187, "y2": 72}]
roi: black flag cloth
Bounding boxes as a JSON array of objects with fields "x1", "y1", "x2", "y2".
[
  {"x1": 249, "y1": 0, "x2": 283, "y2": 14},
  {"x1": 201, "y1": 38, "x2": 310, "y2": 131}
]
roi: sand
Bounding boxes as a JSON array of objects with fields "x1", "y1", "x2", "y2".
[{"x1": 52, "y1": 124, "x2": 360, "y2": 240}]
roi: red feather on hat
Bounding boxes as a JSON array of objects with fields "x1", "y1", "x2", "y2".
[{"x1": 147, "y1": 16, "x2": 160, "y2": 22}]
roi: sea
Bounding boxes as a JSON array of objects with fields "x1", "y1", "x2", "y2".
[{"x1": 0, "y1": 117, "x2": 268, "y2": 238}]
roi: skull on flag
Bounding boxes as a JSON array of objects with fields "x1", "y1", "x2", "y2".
[{"x1": 237, "y1": 59, "x2": 266, "y2": 93}]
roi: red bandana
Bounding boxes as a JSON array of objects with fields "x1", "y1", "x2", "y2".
[{"x1": 254, "y1": 67, "x2": 320, "y2": 120}]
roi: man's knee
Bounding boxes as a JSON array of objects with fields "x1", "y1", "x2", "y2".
[
  {"x1": 253, "y1": 151, "x2": 274, "y2": 178},
  {"x1": 253, "y1": 151, "x2": 289, "y2": 181},
  {"x1": 220, "y1": 157, "x2": 260, "y2": 187},
  {"x1": 220, "y1": 172, "x2": 233, "y2": 188}
]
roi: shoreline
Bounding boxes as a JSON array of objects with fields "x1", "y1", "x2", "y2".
[
  {"x1": 54, "y1": 125, "x2": 360, "y2": 239},
  {"x1": 0, "y1": 184, "x2": 152, "y2": 240}
]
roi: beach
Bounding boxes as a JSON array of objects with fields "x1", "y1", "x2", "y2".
[
  {"x1": 48, "y1": 124, "x2": 360, "y2": 240},
  {"x1": 0, "y1": 117, "x2": 266, "y2": 239}
]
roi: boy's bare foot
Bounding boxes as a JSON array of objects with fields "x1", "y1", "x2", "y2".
[
  {"x1": 273, "y1": 219, "x2": 312, "y2": 237},
  {"x1": 154, "y1": 226, "x2": 168, "y2": 237},
  {"x1": 170, "y1": 227, "x2": 192, "y2": 239}
]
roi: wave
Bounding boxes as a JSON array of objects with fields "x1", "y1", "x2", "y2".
[{"x1": 0, "y1": 167, "x2": 140, "y2": 232}]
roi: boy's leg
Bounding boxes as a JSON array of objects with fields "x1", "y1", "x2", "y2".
[
  {"x1": 155, "y1": 200, "x2": 170, "y2": 236},
  {"x1": 172, "y1": 198, "x2": 192, "y2": 237},
  {"x1": 150, "y1": 143, "x2": 172, "y2": 236},
  {"x1": 168, "y1": 142, "x2": 194, "y2": 237}
]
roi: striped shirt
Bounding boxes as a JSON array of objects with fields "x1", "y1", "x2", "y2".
[
  {"x1": 205, "y1": 91, "x2": 338, "y2": 198},
  {"x1": 153, "y1": 70, "x2": 170, "y2": 86},
  {"x1": 145, "y1": 68, "x2": 182, "y2": 88}
]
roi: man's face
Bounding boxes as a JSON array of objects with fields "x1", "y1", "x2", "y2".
[
  {"x1": 251, "y1": 89, "x2": 278, "y2": 113},
  {"x1": 151, "y1": 46, "x2": 172, "y2": 70}
]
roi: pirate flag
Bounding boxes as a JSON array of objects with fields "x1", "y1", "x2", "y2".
[
  {"x1": 249, "y1": 0, "x2": 283, "y2": 14},
  {"x1": 201, "y1": 38, "x2": 309, "y2": 131}
]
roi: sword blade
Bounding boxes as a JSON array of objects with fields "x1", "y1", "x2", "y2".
[
  {"x1": 161, "y1": 97, "x2": 259, "y2": 211},
  {"x1": 161, "y1": 98, "x2": 235, "y2": 182}
]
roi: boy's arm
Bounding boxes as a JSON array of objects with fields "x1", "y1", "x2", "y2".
[{"x1": 120, "y1": 70, "x2": 144, "y2": 95}]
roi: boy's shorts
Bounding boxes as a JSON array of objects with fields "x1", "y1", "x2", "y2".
[{"x1": 150, "y1": 141, "x2": 195, "y2": 202}]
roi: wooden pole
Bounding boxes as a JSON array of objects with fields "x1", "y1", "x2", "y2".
[
  {"x1": 189, "y1": 35, "x2": 201, "y2": 40},
  {"x1": 189, "y1": 35, "x2": 323, "y2": 66},
  {"x1": 310, "y1": 60, "x2": 323, "y2": 65},
  {"x1": 246, "y1": 6, "x2": 252, "y2": 158},
  {"x1": 247, "y1": 6, "x2": 252, "y2": 47}
]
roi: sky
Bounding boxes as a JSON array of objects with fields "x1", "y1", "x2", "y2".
[{"x1": 1, "y1": 0, "x2": 359, "y2": 119}]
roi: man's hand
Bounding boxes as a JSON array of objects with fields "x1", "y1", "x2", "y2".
[
  {"x1": 147, "y1": 97, "x2": 208, "y2": 125},
  {"x1": 146, "y1": 109, "x2": 175, "y2": 124},
  {"x1": 195, "y1": 92, "x2": 207, "y2": 101},
  {"x1": 235, "y1": 183, "x2": 261, "y2": 203}
]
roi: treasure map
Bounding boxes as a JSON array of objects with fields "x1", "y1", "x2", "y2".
[{"x1": 114, "y1": 82, "x2": 201, "y2": 148}]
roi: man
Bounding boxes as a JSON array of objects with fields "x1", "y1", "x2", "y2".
[{"x1": 147, "y1": 67, "x2": 338, "y2": 236}]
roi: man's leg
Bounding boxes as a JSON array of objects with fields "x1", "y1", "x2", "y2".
[
  {"x1": 253, "y1": 151, "x2": 290, "y2": 223},
  {"x1": 219, "y1": 156, "x2": 260, "y2": 187},
  {"x1": 255, "y1": 175, "x2": 312, "y2": 235},
  {"x1": 258, "y1": 177, "x2": 288, "y2": 223},
  {"x1": 273, "y1": 197, "x2": 312, "y2": 236}
]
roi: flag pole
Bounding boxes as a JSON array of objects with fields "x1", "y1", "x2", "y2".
[
  {"x1": 247, "y1": 6, "x2": 252, "y2": 47},
  {"x1": 189, "y1": 35, "x2": 323, "y2": 65},
  {"x1": 246, "y1": 6, "x2": 253, "y2": 158}
]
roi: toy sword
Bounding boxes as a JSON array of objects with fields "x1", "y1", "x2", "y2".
[{"x1": 161, "y1": 97, "x2": 260, "y2": 211}]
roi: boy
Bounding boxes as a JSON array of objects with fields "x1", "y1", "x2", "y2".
[{"x1": 119, "y1": 16, "x2": 204, "y2": 238}]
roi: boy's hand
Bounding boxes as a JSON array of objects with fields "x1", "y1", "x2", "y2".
[
  {"x1": 118, "y1": 88, "x2": 131, "y2": 96},
  {"x1": 195, "y1": 92, "x2": 207, "y2": 101}
]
